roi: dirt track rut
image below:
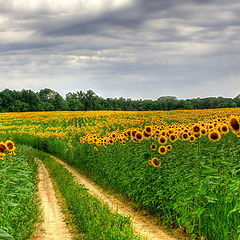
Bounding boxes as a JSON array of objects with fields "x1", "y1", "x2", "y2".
[
  {"x1": 34, "y1": 158, "x2": 73, "y2": 240},
  {"x1": 53, "y1": 156, "x2": 177, "y2": 240}
]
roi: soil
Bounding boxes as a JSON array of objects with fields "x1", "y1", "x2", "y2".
[
  {"x1": 53, "y1": 156, "x2": 180, "y2": 240},
  {"x1": 33, "y1": 158, "x2": 73, "y2": 240}
]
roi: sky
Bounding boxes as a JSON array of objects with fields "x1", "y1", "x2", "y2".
[{"x1": 0, "y1": 0, "x2": 240, "y2": 100}]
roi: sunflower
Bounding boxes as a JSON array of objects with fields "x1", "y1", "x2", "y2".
[
  {"x1": 189, "y1": 135, "x2": 196, "y2": 142},
  {"x1": 166, "y1": 145, "x2": 173, "y2": 151},
  {"x1": 123, "y1": 132, "x2": 128, "y2": 137},
  {"x1": 154, "y1": 129, "x2": 160, "y2": 137},
  {"x1": 220, "y1": 124, "x2": 229, "y2": 134},
  {"x1": 158, "y1": 136, "x2": 167, "y2": 145},
  {"x1": 134, "y1": 132, "x2": 143, "y2": 142},
  {"x1": 0, "y1": 142, "x2": 7, "y2": 156},
  {"x1": 149, "y1": 157, "x2": 161, "y2": 167},
  {"x1": 207, "y1": 124, "x2": 214, "y2": 131},
  {"x1": 150, "y1": 143, "x2": 157, "y2": 151},
  {"x1": 5, "y1": 140, "x2": 16, "y2": 151},
  {"x1": 200, "y1": 128, "x2": 207, "y2": 136},
  {"x1": 143, "y1": 130, "x2": 151, "y2": 139},
  {"x1": 229, "y1": 116, "x2": 240, "y2": 134},
  {"x1": 169, "y1": 134, "x2": 177, "y2": 142},
  {"x1": 208, "y1": 130, "x2": 221, "y2": 142},
  {"x1": 107, "y1": 138, "x2": 114, "y2": 144},
  {"x1": 167, "y1": 130, "x2": 173, "y2": 136},
  {"x1": 131, "y1": 130, "x2": 137, "y2": 138},
  {"x1": 160, "y1": 130, "x2": 167, "y2": 136},
  {"x1": 158, "y1": 146, "x2": 167, "y2": 154},
  {"x1": 111, "y1": 133, "x2": 116, "y2": 138},
  {"x1": 93, "y1": 147, "x2": 98, "y2": 151},
  {"x1": 192, "y1": 124, "x2": 201, "y2": 133},
  {"x1": 181, "y1": 133, "x2": 189, "y2": 140},
  {"x1": 144, "y1": 126, "x2": 152, "y2": 134},
  {"x1": 126, "y1": 130, "x2": 132, "y2": 137},
  {"x1": 194, "y1": 133, "x2": 200, "y2": 138}
]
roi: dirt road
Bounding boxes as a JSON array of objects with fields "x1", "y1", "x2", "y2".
[
  {"x1": 34, "y1": 158, "x2": 73, "y2": 240},
  {"x1": 53, "y1": 156, "x2": 178, "y2": 240}
]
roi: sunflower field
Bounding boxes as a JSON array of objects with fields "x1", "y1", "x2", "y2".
[{"x1": 0, "y1": 108, "x2": 240, "y2": 240}]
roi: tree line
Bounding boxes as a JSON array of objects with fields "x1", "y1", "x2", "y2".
[{"x1": 0, "y1": 88, "x2": 239, "y2": 112}]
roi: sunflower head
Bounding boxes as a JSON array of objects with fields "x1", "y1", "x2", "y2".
[
  {"x1": 134, "y1": 132, "x2": 143, "y2": 142},
  {"x1": 107, "y1": 138, "x2": 114, "y2": 144},
  {"x1": 158, "y1": 136, "x2": 167, "y2": 145},
  {"x1": 111, "y1": 133, "x2": 116, "y2": 138},
  {"x1": 126, "y1": 130, "x2": 132, "y2": 137},
  {"x1": 158, "y1": 146, "x2": 167, "y2": 154},
  {"x1": 150, "y1": 144, "x2": 157, "y2": 151},
  {"x1": 5, "y1": 140, "x2": 16, "y2": 151},
  {"x1": 144, "y1": 126, "x2": 152, "y2": 134},
  {"x1": 192, "y1": 124, "x2": 201, "y2": 133},
  {"x1": 160, "y1": 130, "x2": 167, "y2": 136},
  {"x1": 220, "y1": 124, "x2": 229, "y2": 134},
  {"x1": 169, "y1": 134, "x2": 177, "y2": 142},
  {"x1": 154, "y1": 129, "x2": 160, "y2": 137},
  {"x1": 131, "y1": 130, "x2": 137, "y2": 138},
  {"x1": 229, "y1": 116, "x2": 240, "y2": 134},
  {"x1": 149, "y1": 157, "x2": 161, "y2": 167},
  {"x1": 207, "y1": 124, "x2": 214, "y2": 130},
  {"x1": 189, "y1": 135, "x2": 196, "y2": 142},
  {"x1": 194, "y1": 133, "x2": 200, "y2": 138},
  {"x1": 208, "y1": 130, "x2": 221, "y2": 142},
  {"x1": 0, "y1": 142, "x2": 7, "y2": 155},
  {"x1": 166, "y1": 145, "x2": 173, "y2": 151},
  {"x1": 143, "y1": 130, "x2": 151, "y2": 139},
  {"x1": 181, "y1": 132, "x2": 189, "y2": 140},
  {"x1": 200, "y1": 128, "x2": 207, "y2": 136}
]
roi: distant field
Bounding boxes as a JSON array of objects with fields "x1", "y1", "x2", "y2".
[{"x1": 0, "y1": 108, "x2": 240, "y2": 240}]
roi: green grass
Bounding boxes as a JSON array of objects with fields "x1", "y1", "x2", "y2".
[{"x1": 0, "y1": 145, "x2": 39, "y2": 240}]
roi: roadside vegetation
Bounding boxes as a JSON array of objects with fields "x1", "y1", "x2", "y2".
[{"x1": 0, "y1": 144, "x2": 39, "y2": 240}]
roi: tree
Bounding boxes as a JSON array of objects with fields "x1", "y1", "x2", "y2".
[
  {"x1": 38, "y1": 88, "x2": 66, "y2": 111},
  {"x1": 157, "y1": 96, "x2": 178, "y2": 110},
  {"x1": 84, "y1": 90, "x2": 98, "y2": 110},
  {"x1": 20, "y1": 89, "x2": 41, "y2": 111},
  {"x1": 66, "y1": 92, "x2": 84, "y2": 111},
  {"x1": 234, "y1": 94, "x2": 240, "y2": 107}
]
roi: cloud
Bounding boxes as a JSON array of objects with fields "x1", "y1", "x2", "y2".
[{"x1": 0, "y1": 0, "x2": 240, "y2": 99}]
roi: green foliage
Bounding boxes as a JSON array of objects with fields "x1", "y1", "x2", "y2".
[
  {"x1": 0, "y1": 228, "x2": 15, "y2": 240},
  {"x1": 3, "y1": 131, "x2": 240, "y2": 240},
  {"x1": 0, "y1": 145, "x2": 39, "y2": 240},
  {"x1": 0, "y1": 88, "x2": 240, "y2": 112}
]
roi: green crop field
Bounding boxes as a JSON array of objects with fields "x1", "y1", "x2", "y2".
[{"x1": 0, "y1": 109, "x2": 240, "y2": 240}]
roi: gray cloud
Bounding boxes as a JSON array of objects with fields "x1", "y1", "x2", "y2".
[{"x1": 0, "y1": 0, "x2": 240, "y2": 99}]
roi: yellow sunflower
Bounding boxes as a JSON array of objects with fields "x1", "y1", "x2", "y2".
[
  {"x1": 158, "y1": 136, "x2": 167, "y2": 145},
  {"x1": 5, "y1": 140, "x2": 16, "y2": 151},
  {"x1": 208, "y1": 130, "x2": 221, "y2": 142},
  {"x1": 158, "y1": 146, "x2": 167, "y2": 154},
  {"x1": 149, "y1": 157, "x2": 161, "y2": 167},
  {"x1": 229, "y1": 116, "x2": 240, "y2": 134}
]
